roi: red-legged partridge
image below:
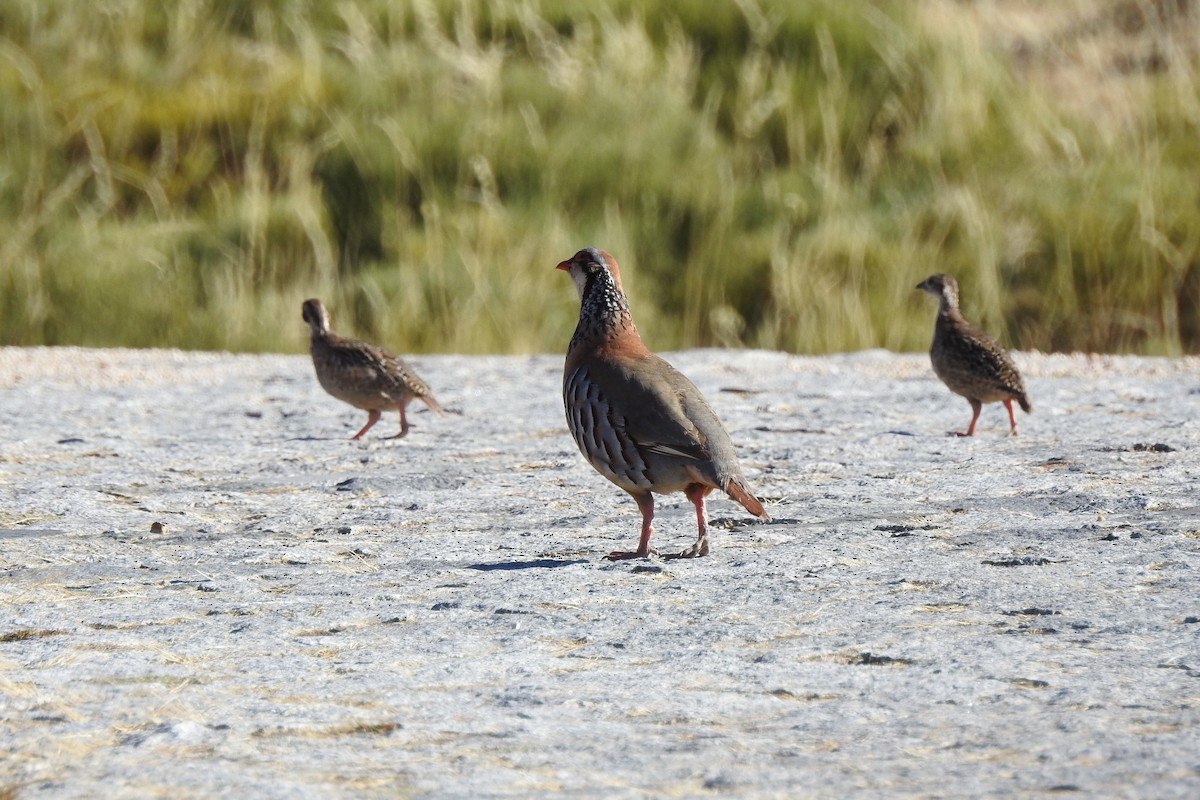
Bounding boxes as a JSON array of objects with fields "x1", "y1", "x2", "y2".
[
  {"x1": 558, "y1": 248, "x2": 767, "y2": 560},
  {"x1": 917, "y1": 274, "x2": 1031, "y2": 436},
  {"x1": 301, "y1": 298, "x2": 443, "y2": 440}
]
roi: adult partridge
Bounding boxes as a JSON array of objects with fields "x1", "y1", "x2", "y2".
[
  {"x1": 558, "y1": 247, "x2": 767, "y2": 559},
  {"x1": 301, "y1": 298, "x2": 443, "y2": 440},
  {"x1": 916, "y1": 274, "x2": 1031, "y2": 436}
]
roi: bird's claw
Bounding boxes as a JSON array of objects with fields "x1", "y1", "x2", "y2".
[{"x1": 664, "y1": 537, "x2": 710, "y2": 559}]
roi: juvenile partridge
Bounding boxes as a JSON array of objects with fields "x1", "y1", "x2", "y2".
[
  {"x1": 558, "y1": 247, "x2": 767, "y2": 559},
  {"x1": 301, "y1": 298, "x2": 443, "y2": 440},
  {"x1": 916, "y1": 274, "x2": 1031, "y2": 436}
]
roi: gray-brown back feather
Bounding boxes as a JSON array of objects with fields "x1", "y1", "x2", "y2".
[
  {"x1": 931, "y1": 314, "x2": 1030, "y2": 410},
  {"x1": 304, "y1": 299, "x2": 441, "y2": 414},
  {"x1": 564, "y1": 354, "x2": 743, "y2": 495},
  {"x1": 918, "y1": 274, "x2": 1030, "y2": 412}
]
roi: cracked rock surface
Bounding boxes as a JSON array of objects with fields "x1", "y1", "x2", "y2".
[{"x1": 2, "y1": 346, "x2": 1199, "y2": 797}]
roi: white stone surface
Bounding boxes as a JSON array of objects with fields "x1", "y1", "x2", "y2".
[{"x1": 1, "y1": 346, "x2": 1198, "y2": 797}]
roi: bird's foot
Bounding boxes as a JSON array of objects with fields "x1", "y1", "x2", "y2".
[
  {"x1": 664, "y1": 537, "x2": 709, "y2": 559},
  {"x1": 604, "y1": 548, "x2": 659, "y2": 561},
  {"x1": 948, "y1": 431, "x2": 973, "y2": 438},
  {"x1": 384, "y1": 430, "x2": 410, "y2": 440}
]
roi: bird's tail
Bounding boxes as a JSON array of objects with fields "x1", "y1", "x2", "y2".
[
  {"x1": 419, "y1": 393, "x2": 445, "y2": 415},
  {"x1": 724, "y1": 477, "x2": 768, "y2": 521},
  {"x1": 1017, "y1": 394, "x2": 1032, "y2": 414}
]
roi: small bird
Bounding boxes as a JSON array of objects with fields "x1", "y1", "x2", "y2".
[
  {"x1": 301, "y1": 298, "x2": 443, "y2": 440},
  {"x1": 558, "y1": 247, "x2": 767, "y2": 559},
  {"x1": 916, "y1": 274, "x2": 1031, "y2": 436}
]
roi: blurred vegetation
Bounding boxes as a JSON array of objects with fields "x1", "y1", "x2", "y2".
[{"x1": 1, "y1": 0, "x2": 1198, "y2": 355}]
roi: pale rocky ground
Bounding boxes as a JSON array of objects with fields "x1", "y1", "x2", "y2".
[{"x1": 1, "y1": 346, "x2": 1198, "y2": 798}]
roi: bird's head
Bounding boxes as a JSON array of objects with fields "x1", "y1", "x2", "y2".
[
  {"x1": 301, "y1": 298, "x2": 331, "y2": 336},
  {"x1": 557, "y1": 247, "x2": 638, "y2": 343},
  {"x1": 556, "y1": 247, "x2": 625, "y2": 301},
  {"x1": 916, "y1": 273, "x2": 960, "y2": 310}
]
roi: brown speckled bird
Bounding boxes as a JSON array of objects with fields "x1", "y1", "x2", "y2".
[
  {"x1": 916, "y1": 274, "x2": 1031, "y2": 436},
  {"x1": 558, "y1": 248, "x2": 767, "y2": 559},
  {"x1": 301, "y1": 298, "x2": 443, "y2": 440}
]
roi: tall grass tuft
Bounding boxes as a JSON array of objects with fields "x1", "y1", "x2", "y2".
[{"x1": 1, "y1": 0, "x2": 1198, "y2": 355}]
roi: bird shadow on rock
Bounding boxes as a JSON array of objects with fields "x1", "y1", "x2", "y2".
[
  {"x1": 468, "y1": 559, "x2": 590, "y2": 571},
  {"x1": 712, "y1": 516, "x2": 805, "y2": 529}
]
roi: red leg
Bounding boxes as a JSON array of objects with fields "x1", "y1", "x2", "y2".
[
  {"x1": 605, "y1": 493, "x2": 659, "y2": 560},
  {"x1": 351, "y1": 409, "x2": 382, "y2": 440},
  {"x1": 666, "y1": 484, "x2": 713, "y2": 559},
  {"x1": 1003, "y1": 398, "x2": 1019, "y2": 436},
  {"x1": 386, "y1": 402, "x2": 411, "y2": 439},
  {"x1": 952, "y1": 400, "x2": 982, "y2": 437}
]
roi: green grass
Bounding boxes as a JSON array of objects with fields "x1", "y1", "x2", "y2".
[{"x1": 1, "y1": 0, "x2": 1198, "y2": 355}]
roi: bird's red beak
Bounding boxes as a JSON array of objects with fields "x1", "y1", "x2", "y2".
[{"x1": 555, "y1": 259, "x2": 572, "y2": 271}]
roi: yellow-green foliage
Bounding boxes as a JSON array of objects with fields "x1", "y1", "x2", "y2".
[{"x1": 1, "y1": 0, "x2": 1198, "y2": 354}]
